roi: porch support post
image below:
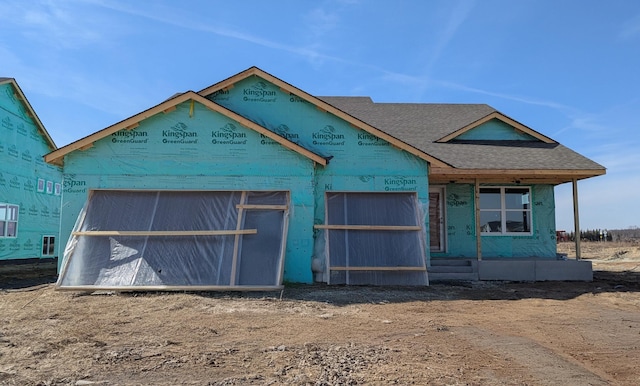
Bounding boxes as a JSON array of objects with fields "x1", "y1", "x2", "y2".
[
  {"x1": 572, "y1": 178, "x2": 581, "y2": 259},
  {"x1": 474, "y1": 179, "x2": 482, "y2": 261}
]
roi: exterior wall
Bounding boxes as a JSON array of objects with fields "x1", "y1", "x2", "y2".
[
  {"x1": 57, "y1": 73, "x2": 565, "y2": 283},
  {"x1": 0, "y1": 82, "x2": 62, "y2": 261},
  {"x1": 433, "y1": 184, "x2": 557, "y2": 259},
  {"x1": 207, "y1": 76, "x2": 431, "y2": 275},
  {"x1": 60, "y1": 101, "x2": 316, "y2": 283}
]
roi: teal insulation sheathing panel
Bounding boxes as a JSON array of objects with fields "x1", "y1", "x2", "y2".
[
  {"x1": 432, "y1": 184, "x2": 557, "y2": 258},
  {"x1": 456, "y1": 118, "x2": 538, "y2": 141},
  {"x1": 0, "y1": 83, "x2": 62, "y2": 260},
  {"x1": 60, "y1": 101, "x2": 316, "y2": 283}
]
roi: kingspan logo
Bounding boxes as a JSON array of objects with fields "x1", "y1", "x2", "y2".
[
  {"x1": 243, "y1": 81, "x2": 277, "y2": 102},
  {"x1": 261, "y1": 124, "x2": 300, "y2": 145},
  {"x1": 63, "y1": 175, "x2": 87, "y2": 193},
  {"x1": 9, "y1": 176, "x2": 20, "y2": 189},
  {"x1": 210, "y1": 89, "x2": 230, "y2": 101},
  {"x1": 8, "y1": 145, "x2": 18, "y2": 158},
  {"x1": 274, "y1": 124, "x2": 300, "y2": 140},
  {"x1": 312, "y1": 125, "x2": 345, "y2": 146},
  {"x1": 1, "y1": 116, "x2": 12, "y2": 130},
  {"x1": 28, "y1": 204, "x2": 39, "y2": 216},
  {"x1": 21, "y1": 150, "x2": 32, "y2": 162},
  {"x1": 211, "y1": 123, "x2": 247, "y2": 145},
  {"x1": 384, "y1": 176, "x2": 417, "y2": 192},
  {"x1": 4, "y1": 86, "x2": 13, "y2": 101},
  {"x1": 23, "y1": 179, "x2": 34, "y2": 192},
  {"x1": 17, "y1": 122, "x2": 27, "y2": 136},
  {"x1": 23, "y1": 239, "x2": 34, "y2": 251},
  {"x1": 447, "y1": 193, "x2": 468, "y2": 207},
  {"x1": 357, "y1": 132, "x2": 389, "y2": 147},
  {"x1": 112, "y1": 128, "x2": 149, "y2": 144},
  {"x1": 289, "y1": 93, "x2": 308, "y2": 103},
  {"x1": 163, "y1": 122, "x2": 198, "y2": 144}
]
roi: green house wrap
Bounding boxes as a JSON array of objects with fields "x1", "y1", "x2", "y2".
[{"x1": 0, "y1": 78, "x2": 61, "y2": 262}]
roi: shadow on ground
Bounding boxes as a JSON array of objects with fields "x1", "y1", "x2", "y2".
[
  {"x1": 0, "y1": 262, "x2": 58, "y2": 291},
  {"x1": 2, "y1": 263, "x2": 638, "y2": 303}
]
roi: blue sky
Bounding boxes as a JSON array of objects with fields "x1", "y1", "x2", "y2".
[{"x1": 1, "y1": 0, "x2": 639, "y2": 231}]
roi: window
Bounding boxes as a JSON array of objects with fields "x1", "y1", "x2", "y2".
[
  {"x1": 0, "y1": 203, "x2": 19, "y2": 238},
  {"x1": 42, "y1": 236, "x2": 56, "y2": 257},
  {"x1": 479, "y1": 187, "x2": 531, "y2": 235}
]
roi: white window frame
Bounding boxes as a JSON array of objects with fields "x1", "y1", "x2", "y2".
[
  {"x1": 42, "y1": 235, "x2": 56, "y2": 257},
  {"x1": 479, "y1": 187, "x2": 532, "y2": 236},
  {"x1": 0, "y1": 203, "x2": 19, "y2": 238}
]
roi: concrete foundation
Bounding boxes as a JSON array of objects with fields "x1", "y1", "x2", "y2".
[{"x1": 477, "y1": 259, "x2": 592, "y2": 281}]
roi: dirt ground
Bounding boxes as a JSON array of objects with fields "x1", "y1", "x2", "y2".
[{"x1": 1, "y1": 242, "x2": 639, "y2": 386}]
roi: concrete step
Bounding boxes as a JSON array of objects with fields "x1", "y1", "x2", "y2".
[
  {"x1": 431, "y1": 259, "x2": 473, "y2": 267},
  {"x1": 429, "y1": 265, "x2": 474, "y2": 273},
  {"x1": 429, "y1": 272, "x2": 479, "y2": 282},
  {"x1": 429, "y1": 259, "x2": 478, "y2": 281}
]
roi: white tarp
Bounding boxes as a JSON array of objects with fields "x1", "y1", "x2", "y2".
[
  {"x1": 57, "y1": 190, "x2": 289, "y2": 290},
  {"x1": 321, "y1": 192, "x2": 428, "y2": 285}
]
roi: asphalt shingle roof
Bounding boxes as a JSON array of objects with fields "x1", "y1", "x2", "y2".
[{"x1": 320, "y1": 96, "x2": 605, "y2": 171}]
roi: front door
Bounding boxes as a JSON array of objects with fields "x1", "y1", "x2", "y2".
[{"x1": 429, "y1": 187, "x2": 445, "y2": 252}]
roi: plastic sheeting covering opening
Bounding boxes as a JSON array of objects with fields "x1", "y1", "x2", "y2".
[
  {"x1": 317, "y1": 192, "x2": 428, "y2": 285},
  {"x1": 57, "y1": 190, "x2": 290, "y2": 291}
]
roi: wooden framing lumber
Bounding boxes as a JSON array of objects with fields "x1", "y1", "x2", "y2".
[
  {"x1": 474, "y1": 179, "x2": 482, "y2": 261},
  {"x1": 573, "y1": 178, "x2": 582, "y2": 259},
  {"x1": 72, "y1": 229, "x2": 257, "y2": 236},
  {"x1": 329, "y1": 266, "x2": 426, "y2": 271},
  {"x1": 55, "y1": 285, "x2": 284, "y2": 292},
  {"x1": 314, "y1": 225, "x2": 422, "y2": 231},
  {"x1": 236, "y1": 204, "x2": 288, "y2": 210},
  {"x1": 429, "y1": 168, "x2": 606, "y2": 185},
  {"x1": 230, "y1": 192, "x2": 247, "y2": 286}
]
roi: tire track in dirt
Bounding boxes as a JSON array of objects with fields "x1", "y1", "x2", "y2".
[{"x1": 456, "y1": 326, "x2": 612, "y2": 386}]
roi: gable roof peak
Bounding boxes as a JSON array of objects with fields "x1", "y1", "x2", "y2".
[
  {"x1": 436, "y1": 111, "x2": 557, "y2": 144},
  {"x1": 44, "y1": 90, "x2": 328, "y2": 167},
  {"x1": 198, "y1": 67, "x2": 452, "y2": 168},
  {"x1": 0, "y1": 77, "x2": 57, "y2": 150}
]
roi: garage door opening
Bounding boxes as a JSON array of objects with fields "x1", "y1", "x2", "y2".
[
  {"x1": 57, "y1": 190, "x2": 290, "y2": 291},
  {"x1": 315, "y1": 192, "x2": 428, "y2": 285}
]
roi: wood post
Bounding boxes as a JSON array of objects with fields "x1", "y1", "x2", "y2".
[
  {"x1": 474, "y1": 179, "x2": 482, "y2": 261},
  {"x1": 572, "y1": 178, "x2": 581, "y2": 259}
]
